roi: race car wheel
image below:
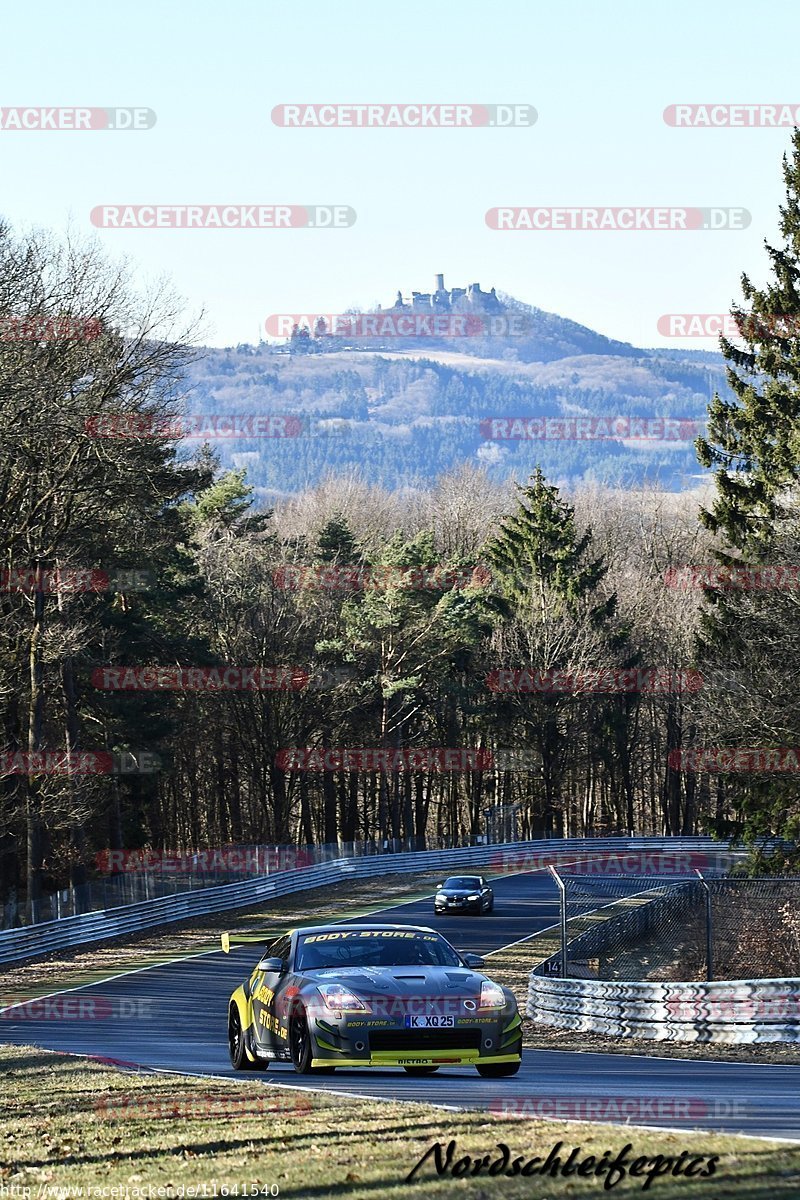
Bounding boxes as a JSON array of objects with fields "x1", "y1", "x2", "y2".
[
  {"x1": 476, "y1": 1060, "x2": 521, "y2": 1077},
  {"x1": 485, "y1": 899, "x2": 494, "y2": 913},
  {"x1": 229, "y1": 1005, "x2": 263, "y2": 1071},
  {"x1": 403, "y1": 1065, "x2": 439, "y2": 1076},
  {"x1": 289, "y1": 1006, "x2": 335, "y2": 1074}
]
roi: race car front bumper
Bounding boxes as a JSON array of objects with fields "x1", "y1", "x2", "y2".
[
  {"x1": 308, "y1": 1006, "x2": 523, "y2": 1069},
  {"x1": 311, "y1": 1051, "x2": 520, "y2": 1068}
]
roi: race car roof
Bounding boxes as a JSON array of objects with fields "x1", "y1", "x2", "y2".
[{"x1": 294, "y1": 922, "x2": 437, "y2": 936}]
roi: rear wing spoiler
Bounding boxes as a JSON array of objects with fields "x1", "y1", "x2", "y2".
[{"x1": 220, "y1": 932, "x2": 278, "y2": 954}]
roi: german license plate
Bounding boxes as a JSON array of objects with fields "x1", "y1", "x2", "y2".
[{"x1": 404, "y1": 1015, "x2": 455, "y2": 1029}]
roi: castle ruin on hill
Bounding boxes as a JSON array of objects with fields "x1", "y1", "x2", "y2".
[{"x1": 383, "y1": 274, "x2": 503, "y2": 315}]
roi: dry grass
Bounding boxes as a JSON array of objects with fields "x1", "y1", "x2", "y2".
[{"x1": 2, "y1": 1046, "x2": 799, "y2": 1198}]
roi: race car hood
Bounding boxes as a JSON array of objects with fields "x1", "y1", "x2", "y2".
[
  {"x1": 436, "y1": 888, "x2": 481, "y2": 898},
  {"x1": 306, "y1": 965, "x2": 490, "y2": 1000}
]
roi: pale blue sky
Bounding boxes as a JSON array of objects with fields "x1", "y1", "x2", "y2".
[{"x1": 1, "y1": 0, "x2": 798, "y2": 348}]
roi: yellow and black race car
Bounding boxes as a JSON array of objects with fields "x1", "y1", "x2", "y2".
[{"x1": 223, "y1": 922, "x2": 522, "y2": 1077}]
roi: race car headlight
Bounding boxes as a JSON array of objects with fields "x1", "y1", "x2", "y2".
[
  {"x1": 317, "y1": 984, "x2": 370, "y2": 1012},
  {"x1": 466, "y1": 893, "x2": 480, "y2": 900},
  {"x1": 435, "y1": 892, "x2": 447, "y2": 900},
  {"x1": 478, "y1": 980, "x2": 506, "y2": 1009}
]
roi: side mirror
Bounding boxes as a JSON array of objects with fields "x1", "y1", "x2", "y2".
[
  {"x1": 463, "y1": 952, "x2": 485, "y2": 969},
  {"x1": 437, "y1": 882, "x2": 445, "y2": 890},
  {"x1": 257, "y1": 956, "x2": 285, "y2": 973}
]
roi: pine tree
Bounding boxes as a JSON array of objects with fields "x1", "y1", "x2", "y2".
[
  {"x1": 484, "y1": 467, "x2": 614, "y2": 624},
  {"x1": 693, "y1": 132, "x2": 800, "y2": 863},
  {"x1": 697, "y1": 129, "x2": 800, "y2": 553},
  {"x1": 483, "y1": 469, "x2": 623, "y2": 835},
  {"x1": 315, "y1": 514, "x2": 358, "y2": 564}
]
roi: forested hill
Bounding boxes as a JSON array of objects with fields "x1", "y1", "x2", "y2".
[{"x1": 182, "y1": 297, "x2": 727, "y2": 499}]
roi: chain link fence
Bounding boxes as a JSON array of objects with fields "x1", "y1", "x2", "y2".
[{"x1": 550, "y1": 870, "x2": 800, "y2": 983}]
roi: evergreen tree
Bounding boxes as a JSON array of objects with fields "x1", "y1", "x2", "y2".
[
  {"x1": 484, "y1": 468, "x2": 614, "y2": 624},
  {"x1": 697, "y1": 128, "x2": 800, "y2": 553},
  {"x1": 315, "y1": 514, "x2": 358, "y2": 564},
  {"x1": 694, "y1": 132, "x2": 800, "y2": 864},
  {"x1": 483, "y1": 469, "x2": 623, "y2": 835}
]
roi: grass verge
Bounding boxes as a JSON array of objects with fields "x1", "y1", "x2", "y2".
[{"x1": 2, "y1": 1046, "x2": 799, "y2": 1198}]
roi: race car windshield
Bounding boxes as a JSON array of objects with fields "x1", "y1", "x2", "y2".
[
  {"x1": 296, "y1": 930, "x2": 463, "y2": 970},
  {"x1": 442, "y1": 877, "x2": 481, "y2": 889}
]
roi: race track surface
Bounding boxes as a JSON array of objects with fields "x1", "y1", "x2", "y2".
[{"x1": 1, "y1": 869, "x2": 797, "y2": 1141}]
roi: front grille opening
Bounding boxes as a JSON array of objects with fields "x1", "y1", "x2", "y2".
[{"x1": 369, "y1": 1028, "x2": 482, "y2": 1052}]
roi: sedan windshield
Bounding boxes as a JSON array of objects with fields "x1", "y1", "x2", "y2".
[
  {"x1": 442, "y1": 877, "x2": 481, "y2": 890},
  {"x1": 297, "y1": 929, "x2": 463, "y2": 971}
]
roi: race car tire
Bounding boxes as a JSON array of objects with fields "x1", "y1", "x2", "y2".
[
  {"x1": 403, "y1": 1066, "x2": 439, "y2": 1076},
  {"x1": 289, "y1": 1006, "x2": 335, "y2": 1074},
  {"x1": 229, "y1": 1005, "x2": 264, "y2": 1071},
  {"x1": 476, "y1": 1060, "x2": 521, "y2": 1077},
  {"x1": 486, "y1": 899, "x2": 494, "y2": 913}
]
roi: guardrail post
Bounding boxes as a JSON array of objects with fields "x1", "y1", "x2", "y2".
[
  {"x1": 695, "y1": 868, "x2": 713, "y2": 982},
  {"x1": 548, "y1": 864, "x2": 568, "y2": 978}
]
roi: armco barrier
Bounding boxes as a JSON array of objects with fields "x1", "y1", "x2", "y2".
[
  {"x1": 0, "y1": 837, "x2": 733, "y2": 967},
  {"x1": 527, "y1": 974, "x2": 800, "y2": 1043}
]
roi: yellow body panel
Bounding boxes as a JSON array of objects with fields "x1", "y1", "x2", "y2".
[
  {"x1": 229, "y1": 985, "x2": 257, "y2": 1063},
  {"x1": 310, "y1": 1052, "x2": 520, "y2": 1068}
]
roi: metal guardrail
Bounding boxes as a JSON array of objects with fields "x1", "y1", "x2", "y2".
[
  {"x1": 527, "y1": 974, "x2": 800, "y2": 1044},
  {"x1": 0, "y1": 837, "x2": 738, "y2": 966}
]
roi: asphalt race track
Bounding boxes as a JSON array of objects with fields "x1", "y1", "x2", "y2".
[{"x1": 1, "y1": 869, "x2": 798, "y2": 1141}]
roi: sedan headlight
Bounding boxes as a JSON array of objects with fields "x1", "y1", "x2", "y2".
[
  {"x1": 478, "y1": 980, "x2": 506, "y2": 1009},
  {"x1": 317, "y1": 984, "x2": 370, "y2": 1012},
  {"x1": 435, "y1": 892, "x2": 447, "y2": 900},
  {"x1": 466, "y1": 893, "x2": 480, "y2": 900}
]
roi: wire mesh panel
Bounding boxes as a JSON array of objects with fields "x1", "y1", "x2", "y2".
[{"x1": 554, "y1": 873, "x2": 800, "y2": 983}]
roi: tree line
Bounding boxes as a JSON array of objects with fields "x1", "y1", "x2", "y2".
[{"x1": 5, "y1": 132, "x2": 800, "y2": 905}]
